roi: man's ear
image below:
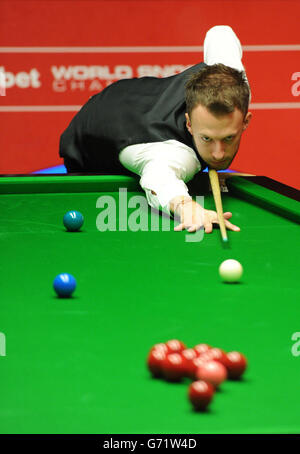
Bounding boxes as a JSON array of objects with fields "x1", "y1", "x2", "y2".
[
  {"x1": 243, "y1": 112, "x2": 252, "y2": 131},
  {"x1": 185, "y1": 113, "x2": 192, "y2": 135}
]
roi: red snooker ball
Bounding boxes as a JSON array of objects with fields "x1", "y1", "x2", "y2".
[
  {"x1": 180, "y1": 349, "x2": 198, "y2": 377},
  {"x1": 195, "y1": 360, "x2": 227, "y2": 388},
  {"x1": 188, "y1": 380, "x2": 215, "y2": 411},
  {"x1": 193, "y1": 343, "x2": 211, "y2": 355},
  {"x1": 165, "y1": 339, "x2": 187, "y2": 353},
  {"x1": 186, "y1": 355, "x2": 207, "y2": 379},
  {"x1": 181, "y1": 348, "x2": 198, "y2": 361},
  {"x1": 147, "y1": 348, "x2": 167, "y2": 378},
  {"x1": 202, "y1": 348, "x2": 230, "y2": 368},
  {"x1": 161, "y1": 353, "x2": 187, "y2": 382},
  {"x1": 150, "y1": 343, "x2": 168, "y2": 354},
  {"x1": 226, "y1": 351, "x2": 247, "y2": 379}
]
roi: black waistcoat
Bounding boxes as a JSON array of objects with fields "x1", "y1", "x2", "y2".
[{"x1": 59, "y1": 62, "x2": 207, "y2": 172}]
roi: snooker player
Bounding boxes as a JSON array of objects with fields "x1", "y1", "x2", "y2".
[{"x1": 59, "y1": 25, "x2": 252, "y2": 233}]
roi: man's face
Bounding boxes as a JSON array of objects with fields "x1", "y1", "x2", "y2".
[{"x1": 185, "y1": 104, "x2": 252, "y2": 170}]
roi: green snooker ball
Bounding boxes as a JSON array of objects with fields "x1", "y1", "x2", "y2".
[{"x1": 63, "y1": 210, "x2": 84, "y2": 231}]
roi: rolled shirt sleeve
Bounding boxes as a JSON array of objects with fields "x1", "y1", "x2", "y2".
[
  {"x1": 119, "y1": 140, "x2": 201, "y2": 213},
  {"x1": 204, "y1": 25, "x2": 251, "y2": 100}
]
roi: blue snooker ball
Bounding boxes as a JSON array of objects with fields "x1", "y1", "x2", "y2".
[
  {"x1": 63, "y1": 210, "x2": 84, "y2": 231},
  {"x1": 53, "y1": 273, "x2": 77, "y2": 298}
]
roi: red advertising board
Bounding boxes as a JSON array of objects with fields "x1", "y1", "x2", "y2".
[{"x1": 0, "y1": 1, "x2": 299, "y2": 188}]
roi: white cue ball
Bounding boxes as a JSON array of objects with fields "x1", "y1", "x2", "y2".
[{"x1": 219, "y1": 259, "x2": 243, "y2": 283}]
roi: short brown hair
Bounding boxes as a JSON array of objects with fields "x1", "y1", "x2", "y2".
[{"x1": 185, "y1": 63, "x2": 250, "y2": 118}]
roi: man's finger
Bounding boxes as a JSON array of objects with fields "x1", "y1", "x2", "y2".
[
  {"x1": 187, "y1": 224, "x2": 199, "y2": 232},
  {"x1": 225, "y1": 220, "x2": 240, "y2": 231},
  {"x1": 204, "y1": 221, "x2": 213, "y2": 233},
  {"x1": 174, "y1": 223, "x2": 184, "y2": 231}
]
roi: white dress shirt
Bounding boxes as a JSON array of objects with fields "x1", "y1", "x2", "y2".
[{"x1": 119, "y1": 26, "x2": 250, "y2": 213}]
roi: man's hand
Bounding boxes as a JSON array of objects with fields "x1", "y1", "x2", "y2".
[{"x1": 170, "y1": 196, "x2": 240, "y2": 233}]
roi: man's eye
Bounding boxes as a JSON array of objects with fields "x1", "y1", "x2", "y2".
[
  {"x1": 201, "y1": 137, "x2": 211, "y2": 142},
  {"x1": 224, "y1": 136, "x2": 234, "y2": 142}
]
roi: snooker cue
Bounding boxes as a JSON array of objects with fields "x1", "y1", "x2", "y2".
[{"x1": 208, "y1": 168, "x2": 228, "y2": 242}]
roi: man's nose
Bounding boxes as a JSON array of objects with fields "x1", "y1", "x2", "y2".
[{"x1": 211, "y1": 142, "x2": 226, "y2": 161}]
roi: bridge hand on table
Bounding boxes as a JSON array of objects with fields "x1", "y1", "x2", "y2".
[{"x1": 172, "y1": 199, "x2": 241, "y2": 233}]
